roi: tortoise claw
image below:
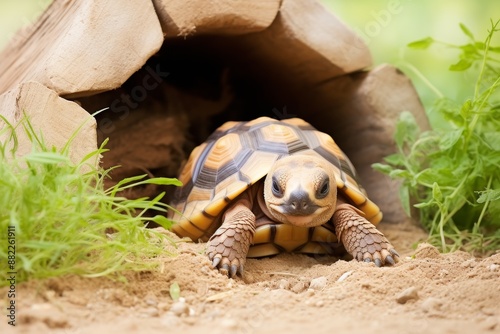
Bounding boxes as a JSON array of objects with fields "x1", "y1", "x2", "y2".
[
  {"x1": 364, "y1": 258, "x2": 372, "y2": 263},
  {"x1": 385, "y1": 255, "x2": 395, "y2": 266},
  {"x1": 212, "y1": 257, "x2": 221, "y2": 268},
  {"x1": 374, "y1": 258, "x2": 382, "y2": 267},
  {"x1": 390, "y1": 249, "x2": 400, "y2": 258},
  {"x1": 230, "y1": 265, "x2": 238, "y2": 277},
  {"x1": 220, "y1": 263, "x2": 230, "y2": 274}
]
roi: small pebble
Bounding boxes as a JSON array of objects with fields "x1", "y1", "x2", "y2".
[
  {"x1": 413, "y1": 243, "x2": 440, "y2": 259},
  {"x1": 206, "y1": 291, "x2": 234, "y2": 302},
  {"x1": 421, "y1": 297, "x2": 442, "y2": 313},
  {"x1": 481, "y1": 307, "x2": 496, "y2": 316},
  {"x1": 460, "y1": 259, "x2": 476, "y2": 268},
  {"x1": 157, "y1": 302, "x2": 170, "y2": 312},
  {"x1": 396, "y1": 286, "x2": 419, "y2": 304},
  {"x1": 487, "y1": 264, "x2": 499, "y2": 272},
  {"x1": 140, "y1": 306, "x2": 159, "y2": 317},
  {"x1": 170, "y1": 301, "x2": 190, "y2": 316},
  {"x1": 481, "y1": 318, "x2": 498, "y2": 331},
  {"x1": 44, "y1": 290, "x2": 56, "y2": 300},
  {"x1": 337, "y1": 271, "x2": 354, "y2": 282},
  {"x1": 145, "y1": 298, "x2": 157, "y2": 307},
  {"x1": 160, "y1": 314, "x2": 181, "y2": 327},
  {"x1": 291, "y1": 281, "x2": 309, "y2": 294},
  {"x1": 221, "y1": 318, "x2": 239, "y2": 330},
  {"x1": 306, "y1": 289, "x2": 315, "y2": 296},
  {"x1": 438, "y1": 269, "x2": 449, "y2": 278},
  {"x1": 309, "y1": 276, "x2": 327, "y2": 290},
  {"x1": 278, "y1": 279, "x2": 291, "y2": 290}
]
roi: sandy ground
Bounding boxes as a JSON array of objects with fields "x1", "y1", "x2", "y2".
[{"x1": 1, "y1": 222, "x2": 499, "y2": 334}]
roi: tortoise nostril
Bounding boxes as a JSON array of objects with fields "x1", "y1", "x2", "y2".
[
  {"x1": 290, "y1": 201, "x2": 307, "y2": 209},
  {"x1": 287, "y1": 190, "x2": 312, "y2": 213}
]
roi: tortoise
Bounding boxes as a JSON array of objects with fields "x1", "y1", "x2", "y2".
[{"x1": 169, "y1": 117, "x2": 398, "y2": 277}]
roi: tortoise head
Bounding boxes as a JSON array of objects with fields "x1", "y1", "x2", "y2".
[{"x1": 263, "y1": 154, "x2": 337, "y2": 227}]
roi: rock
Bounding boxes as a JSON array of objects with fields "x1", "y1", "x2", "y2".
[
  {"x1": 487, "y1": 264, "x2": 499, "y2": 272},
  {"x1": 421, "y1": 297, "x2": 442, "y2": 313},
  {"x1": 315, "y1": 300, "x2": 325, "y2": 307},
  {"x1": 19, "y1": 303, "x2": 69, "y2": 329},
  {"x1": 157, "y1": 302, "x2": 170, "y2": 312},
  {"x1": 413, "y1": 243, "x2": 440, "y2": 259},
  {"x1": 396, "y1": 287, "x2": 419, "y2": 304},
  {"x1": 337, "y1": 271, "x2": 354, "y2": 282},
  {"x1": 291, "y1": 281, "x2": 309, "y2": 294},
  {"x1": 220, "y1": 318, "x2": 239, "y2": 330},
  {"x1": 144, "y1": 293, "x2": 158, "y2": 306},
  {"x1": 460, "y1": 259, "x2": 477, "y2": 268},
  {"x1": 140, "y1": 306, "x2": 159, "y2": 317},
  {"x1": 278, "y1": 279, "x2": 291, "y2": 290},
  {"x1": 170, "y1": 301, "x2": 190, "y2": 316},
  {"x1": 309, "y1": 276, "x2": 327, "y2": 291},
  {"x1": 160, "y1": 313, "x2": 181, "y2": 327},
  {"x1": 438, "y1": 269, "x2": 449, "y2": 278}
]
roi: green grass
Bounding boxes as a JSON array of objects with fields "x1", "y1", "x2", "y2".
[
  {"x1": 0, "y1": 114, "x2": 180, "y2": 286},
  {"x1": 374, "y1": 20, "x2": 500, "y2": 254}
]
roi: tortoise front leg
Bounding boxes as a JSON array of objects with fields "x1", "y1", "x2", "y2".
[
  {"x1": 207, "y1": 198, "x2": 256, "y2": 277},
  {"x1": 333, "y1": 203, "x2": 399, "y2": 267}
]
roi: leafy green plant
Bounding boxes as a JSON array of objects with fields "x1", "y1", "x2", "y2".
[
  {"x1": 0, "y1": 115, "x2": 180, "y2": 285},
  {"x1": 374, "y1": 20, "x2": 500, "y2": 253}
]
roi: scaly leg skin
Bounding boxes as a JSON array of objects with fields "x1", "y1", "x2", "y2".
[
  {"x1": 333, "y1": 204, "x2": 399, "y2": 267},
  {"x1": 207, "y1": 199, "x2": 256, "y2": 277}
]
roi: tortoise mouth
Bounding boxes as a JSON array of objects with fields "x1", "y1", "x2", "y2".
[{"x1": 269, "y1": 204, "x2": 329, "y2": 227}]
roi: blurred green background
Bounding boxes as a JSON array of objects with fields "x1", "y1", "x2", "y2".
[
  {"x1": 1, "y1": 1, "x2": 499, "y2": 125},
  {"x1": 323, "y1": 0, "x2": 500, "y2": 125}
]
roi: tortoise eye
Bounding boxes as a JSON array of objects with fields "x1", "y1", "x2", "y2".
[
  {"x1": 272, "y1": 177, "x2": 284, "y2": 198},
  {"x1": 316, "y1": 178, "x2": 330, "y2": 199}
]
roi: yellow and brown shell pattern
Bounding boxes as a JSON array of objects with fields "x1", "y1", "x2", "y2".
[{"x1": 169, "y1": 117, "x2": 382, "y2": 256}]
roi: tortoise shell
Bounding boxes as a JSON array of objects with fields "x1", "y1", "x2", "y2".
[{"x1": 170, "y1": 117, "x2": 382, "y2": 256}]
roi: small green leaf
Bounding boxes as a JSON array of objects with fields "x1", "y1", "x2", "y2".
[
  {"x1": 439, "y1": 129, "x2": 463, "y2": 150},
  {"x1": 459, "y1": 44, "x2": 478, "y2": 55},
  {"x1": 169, "y1": 282, "x2": 181, "y2": 301},
  {"x1": 383, "y1": 153, "x2": 406, "y2": 166},
  {"x1": 399, "y1": 185, "x2": 411, "y2": 216},
  {"x1": 414, "y1": 201, "x2": 435, "y2": 209},
  {"x1": 477, "y1": 189, "x2": 500, "y2": 203},
  {"x1": 388, "y1": 169, "x2": 412, "y2": 179},
  {"x1": 459, "y1": 99, "x2": 473, "y2": 120},
  {"x1": 141, "y1": 178, "x2": 182, "y2": 187},
  {"x1": 432, "y1": 182, "x2": 443, "y2": 203},
  {"x1": 474, "y1": 41, "x2": 486, "y2": 51},
  {"x1": 395, "y1": 111, "x2": 419, "y2": 149},
  {"x1": 415, "y1": 169, "x2": 440, "y2": 186},
  {"x1": 371, "y1": 163, "x2": 393, "y2": 174},
  {"x1": 407, "y1": 37, "x2": 435, "y2": 49},
  {"x1": 449, "y1": 58, "x2": 473, "y2": 71},
  {"x1": 25, "y1": 152, "x2": 70, "y2": 164},
  {"x1": 488, "y1": 45, "x2": 500, "y2": 53},
  {"x1": 459, "y1": 23, "x2": 475, "y2": 40},
  {"x1": 151, "y1": 215, "x2": 174, "y2": 229},
  {"x1": 483, "y1": 132, "x2": 500, "y2": 151}
]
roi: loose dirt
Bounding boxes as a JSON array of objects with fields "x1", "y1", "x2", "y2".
[{"x1": 2, "y1": 222, "x2": 499, "y2": 334}]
